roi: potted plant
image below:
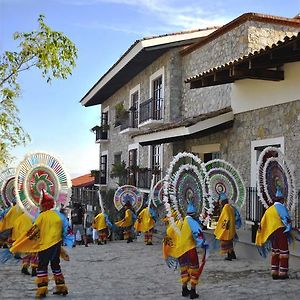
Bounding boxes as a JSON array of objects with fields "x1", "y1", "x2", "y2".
[
  {"x1": 114, "y1": 102, "x2": 128, "y2": 127},
  {"x1": 100, "y1": 123, "x2": 110, "y2": 131}
]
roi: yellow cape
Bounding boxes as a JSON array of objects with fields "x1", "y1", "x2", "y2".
[
  {"x1": 134, "y1": 208, "x2": 155, "y2": 232},
  {"x1": 11, "y1": 212, "x2": 33, "y2": 241},
  {"x1": 255, "y1": 205, "x2": 283, "y2": 246},
  {"x1": 93, "y1": 212, "x2": 107, "y2": 231},
  {"x1": 115, "y1": 209, "x2": 133, "y2": 228},
  {"x1": 163, "y1": 217, "x2": 196, "y2": 259},
  {"x1": 0, "y1": 205, "x2": 23, "y2": 232},
  {"x1": 10, "y1": 210, "x2": 62, "y2": 253},
  {"x1": 214, "y1": 204, "x2": 236, "y2": 241}
]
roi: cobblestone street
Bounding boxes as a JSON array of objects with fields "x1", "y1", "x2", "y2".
[
  {"x1": 0, "y1": 238, "x2": 300, "y2": 300},
  {"x1": 1, "y1": 237, "x2": 300, "y2": 300}
]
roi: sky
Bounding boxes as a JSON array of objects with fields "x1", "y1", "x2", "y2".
[{"x1": 1, "y1": 0, "x2": 300, "y2": 179}]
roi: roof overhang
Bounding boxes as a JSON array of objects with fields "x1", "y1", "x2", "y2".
[
  {"x1": 185, "y1": 32, "x2": 300, "y2": 89},
  {"x1": 133, "y1": 111, "x2": 234, "y2": 146},
  {"x1": 80, "y1": 28, "x2": 218, "y2": 107}
]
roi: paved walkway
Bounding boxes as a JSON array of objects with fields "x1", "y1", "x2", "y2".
[{"x1": 0, "y1": 236, "x2": 300, "y2": 299}]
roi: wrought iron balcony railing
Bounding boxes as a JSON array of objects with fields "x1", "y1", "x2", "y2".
[
  {"x1": 92, "y1": 125, "x2": 109, "y2": 142},
  {"x1": 139, "y1": 97, "x2": 164, "y2": 124}
]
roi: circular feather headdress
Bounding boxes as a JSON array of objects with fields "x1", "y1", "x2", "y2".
[
  {"x1": 113, "y1": 185, "x2": 143, "y2": 212},
  {"x1": 163, "y1": 152, "x2": 213, "y2": 230},
  {"x1": 205, "y1": 159, "x2": 246, "y2": 209},
  {"x1": 149, "y1": 179, "x2": 164, "y2": 208},
  {"x1": 257, "y1": 146, "x2": 296, "y2": 211},
  {"x1": 0, "y1": 168, "x2": 17, "y2": 207},
  {"x1": 14, "y1": 151, "x2": 72, "y2": 219}
]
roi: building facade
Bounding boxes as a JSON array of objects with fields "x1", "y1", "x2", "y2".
[{"x1": 81, "y1": 12, "x2": 300, "y2": 226}]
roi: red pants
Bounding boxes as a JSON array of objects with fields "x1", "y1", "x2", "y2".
[
  {"x1": 144, "y1": 229, "x2": 153, "y2": 244},
  {"x1": 22, "y1": 253, "x2": 38, "y2": 268},
  {"x1": 178, "y1": 248, "x2": 200, "y2": 286},
  {"x1": 271, "y1": 227, "x2": 289, "y2": 277},
  {"x1": 99, "y1": 228, "x2": 108, "y2": 242}
]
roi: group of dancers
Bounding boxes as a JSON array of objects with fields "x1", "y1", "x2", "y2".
[{"x1": 1, "y1": 148, "x2": 299, "y2": 299}]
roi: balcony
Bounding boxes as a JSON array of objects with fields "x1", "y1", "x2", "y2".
[
  {"x1": 139, "y1": 97, "x2": 164, "y2": 128},
  {"x1": 92, "y1": 170, "x2": 107, "y2": 186},
  {"x1": 127, "y1": 168, "x2": 161, "y2": 190},
  {"x1": 119, "y1": 110, "x2": 139, "y2": 134},
  {"x1": 91, "y1": 125, "x2": 109, "y2": 143}
]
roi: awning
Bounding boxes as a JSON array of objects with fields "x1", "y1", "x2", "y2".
[{"x1": 133, "y1": 108, "x2": 234, "y2": 146}]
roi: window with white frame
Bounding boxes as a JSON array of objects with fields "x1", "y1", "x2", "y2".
[
  {"x1": 130, "y1": 91, "x2": 139, "y2": 127},
  {"x1": 150, "y1": 67, "x2": 164, "y2": 120},
  {"x1": 151, "y1": 144, "x2": 161, "y2": 170}
]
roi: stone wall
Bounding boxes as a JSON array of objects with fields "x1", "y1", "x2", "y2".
[
  {"x1": 181, "y1": 20, "x2": 300, "y2": 118},
  {"x1": 179, "y1": 100, "x2": 300, "y2": 219},
  {"x1": 99, "y1": 48, "x2": 183, "y2": 189}
]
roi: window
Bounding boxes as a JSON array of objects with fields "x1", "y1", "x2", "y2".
[
  {"x1": 191, "y1": 144, "x2": 221, "y2": 162},
  {"x1": 152, "y1": 76, "x2": 163, "y2": 120},
  {"x1": 151, "y1": 145, "x2": 161, "y2": 169},
  {"x1": 130, "y1": 91, "x2": 139, "y2": 127},
  {"x1": 100, "y1": 154, "x2": 108, "y2": 185},
  {"x1": 114, "y1": 153, "x2": 122, "y2": 165},
  {"x1": 101, "y1": 111, "x2": 108, "y2": 126},
  {"x1": 203, "y1": 152, "x2": 221, "y2": 163},
  {"x1": 129, "y1": 149, "x2": 138, "y2": 168}
]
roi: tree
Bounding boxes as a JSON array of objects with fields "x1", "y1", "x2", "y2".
[{"x1": 0, "y1": 14, "x2": 78, "y2": 167}]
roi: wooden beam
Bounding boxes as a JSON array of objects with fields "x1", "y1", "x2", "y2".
[{"x1": 232, "y1": 68, "x2": 284, "y2": 81}]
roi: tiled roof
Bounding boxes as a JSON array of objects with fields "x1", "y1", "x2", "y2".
[
  {"x1": 185, "y1": 32, "x2": 300, "y2": 83},
  {"x1": 71, "y1": 174, "x2": 95, "y2": 187},
  {"x1": 133, "y1": 107, "x2": 232, "y2": 137},
  {"x1": 181, "y1": 12, "x2": 300, "y2": 56}
]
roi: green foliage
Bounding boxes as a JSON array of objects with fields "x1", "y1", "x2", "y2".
[
  {"x1": 114, "y1": 102, "x2": 128, "y2": 127},
  {"x1": 110, "y1": 160, "x2": 127, "y2": 179},
  {"x1": 0, "y1": 14, "x2": 78, "y2": 167}
]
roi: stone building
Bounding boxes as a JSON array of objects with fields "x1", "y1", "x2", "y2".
[{"x1": 81, "y1": 12, "x2": 300, "y2": 226}]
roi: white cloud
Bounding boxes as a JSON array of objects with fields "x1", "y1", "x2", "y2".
[{"x1": 58, "y1": 0, "x2": 230, "y2": 31}]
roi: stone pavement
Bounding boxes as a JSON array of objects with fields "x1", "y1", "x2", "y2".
[{"x1": 0, "y1": 236, "x2": 300, "y2": 300}]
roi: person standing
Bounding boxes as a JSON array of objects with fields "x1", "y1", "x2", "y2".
[
  {"x1": 115, "y1": 201, "x2": 136, "y2": 243},
  {"x1": 256, "y1": 189, "x2": 292, "y2": 279},
  {"x1": 134, "y1": 202, "x2": 157, "y2": 245},
  {"x1": 71, "y1": 203, "x2": 88, "y2": 247},
  {"x1": 10, "y1": 190, "x2": 71, "y2": 298},
  {"x1": 92, "y1": 209, "x2": 112, "y2": 245},
  {"x1": 214, "y1": 192, "x2": 241, "y2": 261},
  {"x1": 163, "y1": 202, "x2": 209, "y2": 299}
]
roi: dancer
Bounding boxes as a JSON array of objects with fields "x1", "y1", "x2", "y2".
[
  {"x1": 115, "y1": 201, "x2": 136, "y2": 243},
  {"x1": 11, "y1": 211, "x2": 38, "y2": 276},
  {"x1": 163, "y1": 201, "x2": 208, "y2": 299},
  {"x1": 0, "y1": 201, "x2": 23, "y2": 247},
  {"x1": 255, "y1": 147, "x2": 297, "y2": 280},
  {"x1": 10, "y1": 190, "x2": 71, "y2": 298},
  {"x1": 214, "y1": 192, "x2": 241, "y2": 261},
  {"x1": 92, "y1": 208, "x2": 112, "y2": 245},
  {"x1": 134, "y1": 200, "x2": 157, "y2": 245},
  {"x1": 256, "y1": 189, "x2": 292, "y2": 279}
]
